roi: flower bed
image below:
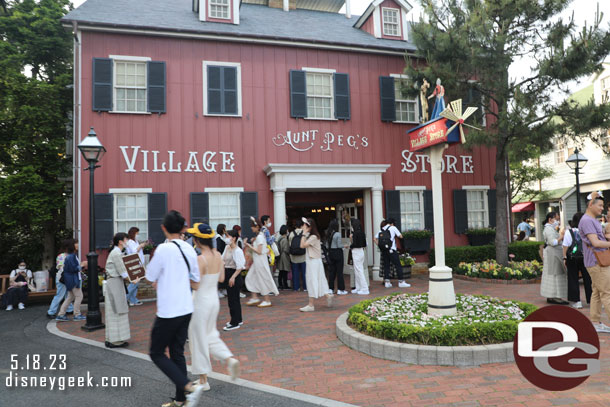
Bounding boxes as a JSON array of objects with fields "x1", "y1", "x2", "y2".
[
  {"x1": 455, "y1": 260, "x2": 541, "y2": 281},
  {"x1": 348, "y1": 293, "x2": 536, "y2": 346}
]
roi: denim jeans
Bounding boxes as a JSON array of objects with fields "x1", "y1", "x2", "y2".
[
  {"x1": 47, "y1": 276, "x2": 73, "y2": 315},
  {"x1": 291, "y1": 262, "x2": 306, "y2": 291},
  {"x1": 126, "y1": 282, "x2": 139, "y2": 304}
]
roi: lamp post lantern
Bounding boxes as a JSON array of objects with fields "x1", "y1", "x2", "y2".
[
  {"x1": 78, "y1": 127, "x2": 106, "y2": 332},
  {"x1": 566, "y1": 148, "x2": 588, "y2": 213}
]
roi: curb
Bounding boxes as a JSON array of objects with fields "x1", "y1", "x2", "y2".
[
  {"x1": 336, "y1": 312, "x2": 515, "y2": 366},
  {"x1": 48, "y1": 320, "x2": 358, "y2": 407}
]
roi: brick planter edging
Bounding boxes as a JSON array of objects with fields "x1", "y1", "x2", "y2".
[
  {"x1": 453, "y1": 274, "x2": 541, "y2": 285},
  {"x1": 336, "y1": 312, "x2": 515, "y2": 366}
]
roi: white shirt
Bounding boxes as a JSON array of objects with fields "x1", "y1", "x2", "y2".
[
  {"x1": 563, "y1": 228, "x2": 578, "y2": 247},
  {"x1": 146, "y1": 239, "x2": 200, "y2": 318},
  {"x1": 10, "y1": 269, "x2": 32, "y2": 280},
  {"x1": 126, "y1": 239, "x2": 144, "y2": 264},
  {"x1": 382, "y1": 225, "x2": 402, "y2": 251},
  {"x1": 222, "y1": 245, "x2": 246, "y2": 270}
]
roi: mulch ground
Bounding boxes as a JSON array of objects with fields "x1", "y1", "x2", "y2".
[{"x1": 56, "y1": 274, "x2": 610, "y2": 407}]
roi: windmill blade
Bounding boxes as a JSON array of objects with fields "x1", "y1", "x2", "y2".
[
  {"x1": 445, "y1": 122, "x2": 459, "y2": 137},
  {"x1": 461, "y1": 107, "x2": 478, "y2": 121},
  {"x1": 440, "y1": 109, "x2": 461, "y2": 122},
  {"x1": 463, "y1": 123, "x2": 482, "y2": 131},
  {"x1": 460, "y1": 126, "x2": 466, "y2": 144},
  {"x1": 449, "y1": 99, "x2": 463, "y2": 116}
]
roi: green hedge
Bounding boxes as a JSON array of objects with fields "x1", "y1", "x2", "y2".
[
  {"x1": 348, "y1": 295, "x2": 538, "y2": 346},
  {"x1": 429, "y1": 241, "x2": 542, "y2": 269}
]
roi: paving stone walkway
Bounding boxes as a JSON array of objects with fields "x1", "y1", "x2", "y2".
[{"x1": 55, "y1": 274, "x2": 610, "y2": 407}]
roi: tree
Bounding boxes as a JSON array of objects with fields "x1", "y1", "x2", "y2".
[
  {"x1": 0, "y1": 0, "x2": 72, "y2": 271},
  {"x1": 404, "y1": 0, "x2": 610, "y2": 265}
]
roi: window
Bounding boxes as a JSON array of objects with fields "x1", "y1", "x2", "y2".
[
  {"x1": 209, "y1": 193, "x2": 240, "y2": 230},
  {"x1": 203, "y1": 62, "x2": 242, "y2": 116},
  {"x1": 394, "y1": 78, "x2": 418, "y2": 122},
  {"x1": 601, "y1": 76, "x2": 610, "y2": 104},
  {"x1": 554, "y1": 139, "x2": 566, "y2": 164},
  {"x1": 306, "y1": 72, "x2": 333, "y2": 119},
  {"x1": 114, "y1": 61, "x2": 147, "y2": 113},
  {"x1": 382, "y1": 8, "x2": 401, "y2": 37},
  {"x1": 400, "y1": 191, "x2": 424, "y2": 230},
  {"x1": 466, "y1": 190, "x2": 488, "y2": 229},
  {"x1": 114, "y1": 194, "x2": 148, "y2": 241},
  {"x1": 209, "y1": 0, "x2": 230, "y2": 19}
]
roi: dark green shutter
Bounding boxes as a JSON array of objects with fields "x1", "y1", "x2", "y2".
[
  {"x1": 384, "y1": 190, "x2": 402, "y2": 231},
  {"x1": 466, "y1": 87, "x2": 484, "y2": 125},
  {"x1": 148, "y1": 193, "x2": 167, "y2": 245},
  {"x1": 453, "y1": 190, "x2": 468, "y2": 234},
  {"x1": 379, "y1": 76, "x2": 396, "y2": 122},
  {"x1": 423, "y1": 190, "x2": 434, "y2": 232},
  {"x1": 334, "y1": 73, "x2": 350, "y2": 120},
  {"x1": 190, "y1": 192, "x2": 209, "y2": 226},
  {"x1": 94, "y1": 193, "x2": 113, "y2": 249},
  {"x1": 488, "y1": 189, "x2": 497, "y2": 228},
  {"x1": 290, "y1": 70, "x2": 307, "y2": 118},
  {"x1": 240, "y1": 192, "x2": 258, "y2": 240},
  {"x1": 147, "y1": 61, "x2": 166, "y2": 113},
  {"x1": 223, "y1": 67, "x2": 238, "y2": 114},
  {"x1": 92, "y1": 58, "x2": 112, "y2": 112},
  {"x1": 207, "y1": 66, "x2": 222, "y2": 114}
]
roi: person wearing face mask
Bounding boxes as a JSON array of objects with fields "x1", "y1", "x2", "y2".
[
  {"x1": 104, "y1": 232, "x2": 136, "y2": 348},
  {"x1": 125, "y1": 227, "x2": 146, "y2": 306},
  {"x1": 541, "y1": 211, "x2": 568, "y2": 305},
  {"x1": 5, "y1": 261, "x2": 33, "y2": 310}
]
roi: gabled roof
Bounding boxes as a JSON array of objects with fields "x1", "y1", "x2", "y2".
[
  {"x1": 242, "y1": 0, "x2": 346, "y2": 13},
  {"x1": 62, "y1": 0, "x2": 417, "y2": 54},
  {"x1": 354, "y1": 0, "x2": 413, "y2": 29}
]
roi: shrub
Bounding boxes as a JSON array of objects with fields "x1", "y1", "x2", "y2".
[
  {"x1": 402, "y1": 229, "x2": 433, "y2": 239},
  {"x1": 465, "y1": 227, "x2": 496, "y2": 236},
  {"x1": 429, "y1": 241, "x2": 543, "y2": 269},
  {"x1": 455, "y1": 259, "x2": 542, "y2": 280},
  {"x1": 348, "y1": 293, "x2": 537, "y2": 346}
]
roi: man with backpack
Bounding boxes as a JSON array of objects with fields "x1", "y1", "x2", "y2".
[
  {"x1": 563, "y1": 212, "x2": 593, "y2": 309},
  {"x1": 289, "y1": 219, "x2": 307, "y2": 292},
  {"x1": 378, "y1": 218, "x2": 410, "y2": 289}
]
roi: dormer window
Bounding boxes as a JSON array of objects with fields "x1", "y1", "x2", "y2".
[
  {"x1": 382, "y1": 8, "x2": 401, "y2": 37},
  {"x1": 209, "y1": 0, "x2": 230, "y2": 19}
]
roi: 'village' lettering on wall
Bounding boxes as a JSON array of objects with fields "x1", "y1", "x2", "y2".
[
  {"x1": 401, "y1": 149, "x2": 474, "y2": 174},
  {"x1": 272, "y1": 130, "x2": 369, "y2": 152},
  {"x1": 119, "y1": 146, "x2": 235, "y2": 173}
]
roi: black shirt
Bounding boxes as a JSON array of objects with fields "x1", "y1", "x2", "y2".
[{"x1": 350, "y1": 231, "x2": 367, "y2": 248}]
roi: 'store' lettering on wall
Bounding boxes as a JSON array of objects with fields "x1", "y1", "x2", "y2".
[
  {"x1": 401, "y1": 149, "x2": 474, "y2": 174},
  {"x1": 119, "y1": 146, "x2": 235, "y2": 173}
]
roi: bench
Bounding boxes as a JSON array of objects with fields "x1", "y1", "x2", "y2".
[{"x1": 0, "y1": 273, "x2": 57, "y2": 304}]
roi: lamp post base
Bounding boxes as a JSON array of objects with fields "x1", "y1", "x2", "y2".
[
  {"x1": 427, "y1": 265, "x2": 457, "y2": 316},
  {"x1": 81, "y1": 251, "x2": 105, "y2": 332},
  {"x1": 81, "y1": 317, "x2": 105, "y2": 332}
]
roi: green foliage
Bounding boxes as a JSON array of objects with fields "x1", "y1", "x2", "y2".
[
  {"x1": 465, "y1": 227, "x2": 496, "y2": 236},
  {"x1": 402, "y1": 229, "x2": 433, "y2": 239},
  {"x1": 430, "y1": 241, "x2": 543, "y2": 269},
  {"x1": 348, "y1": 294, "x2": 537, "y2": 346},
  {"x1": 456, "y1": 259, "x2": 542, "y2": 280},
  {"x1": 0, "y1": 0, "x2": 73, "y2": 271}
]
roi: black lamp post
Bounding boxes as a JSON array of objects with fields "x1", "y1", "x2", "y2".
[
  {"x1": 78, "y1": 127, "x2": 106, "y2": 332},
  {"x1": 566, "y1": 148, "x2": 588, "y2": 213}
]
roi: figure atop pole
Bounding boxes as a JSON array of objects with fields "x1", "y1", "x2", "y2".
[{"x1": 407, "y1": 81, "x2": 480, "y2": 316}]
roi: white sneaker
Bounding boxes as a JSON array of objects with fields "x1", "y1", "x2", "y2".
[
  {"x1": 257, "y1": 301, "x2": 272, "y2": 308},
  {"x1": 593, "y1": 322, "x2": 610, "y2": 333},
  {"x1": 6, "y1": 305, "x2": 13, "y2": 311},
  {"x1": 239, "y1": 292, "x2": 246, "y2": 298},
  {"x1": 245, "y1": 298, "x2": 260, "y2": 306},
  {"x1": 227, "y1": 357, "x2": 240, "y2": 381},
  {"x1": 221, "y1": 289, "x2": 227, "y2": 296},
  {"x1": 326, "y1": 294, "x2": 334, "y2": 307},
  {"x1": 384, "y1": 281, "x2": 392, "y2": 288},
  {"x1": 351, "y1": 289, "x2": 359, "y2": 294},
  {"x1": 226, "y1": 321, "x2": 244, "y2": 327},
  {"x1": 357, "y1": 290, "x2": 370, "y2": 295},
  {"x1": 218, "y1": 291, "x2": 226, "y2": 298},
  {"x1": 570, "y1": 301, "x2": 583, "y2": 309},
  {"x1": 337, "y1": 290, "x2": 348, "y2": 295},
  {"x1": 398, "y1": 281, "x2": 411, "y2": 288},
  {"x1": 18, "y1": 303, "x2": 25, "y2": 310},
  {"x1": 186, "y1": 383, "x2": 205, "y2": 406},
  {"x1": 327, "y1": 289, "x2": 334, "y2": 295},
  {"x1": 300, "y1": 305, "x2": 315, "y2": 312}
]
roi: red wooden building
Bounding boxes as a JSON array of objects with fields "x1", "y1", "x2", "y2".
[{"x1": 62, "y1": 0, "x2": 496, "y2": 279}]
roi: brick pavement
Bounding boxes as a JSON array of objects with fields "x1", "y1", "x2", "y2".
[{"x1": 55, "y1": 275, "x2": 610, "y2": 407}]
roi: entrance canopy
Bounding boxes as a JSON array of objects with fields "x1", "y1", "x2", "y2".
[{"x1": 511, "y1": 202, "x2": 534, "y2": 212}]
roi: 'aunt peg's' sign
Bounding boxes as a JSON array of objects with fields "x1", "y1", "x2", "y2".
[{"x1": 272, "y1": 130, "x2": 369, "y2": 152}]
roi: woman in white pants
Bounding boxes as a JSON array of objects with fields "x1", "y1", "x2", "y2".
[{"x1": 349, "y1": 219, "x2": 369, "y2": 295}]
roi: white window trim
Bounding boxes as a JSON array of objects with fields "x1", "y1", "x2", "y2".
[
  {"x1": 204, "y1": 187, "x2": 244, "y2": 193},
  {"x1": 395, "y1": 186, "x2": 425, "y2": 191},
  {"x1": 109, "y1": 188, "x2": 153, "y2": 194},
  {"x1": 303, "y1": 69, "x2": 336, "y2": 121},
  {"x1": 381, "y1": 7, "x2": 401, "y2": 37},
  {"x1": 111, "y1": 57, "x2": 150, "y2": 114},
  {"x1": 399, "y1": 189, "x2": 425, "y2": 230},
  {"x1": 373, "y1": 7, "x2": 382, "y2": 38},
  {"x1": 462, "y1": 185, "x2": 490, "y2": 190},
  {"x1": 465, "y1": 189, "x2": 489, "y2": 229},
  {"x1": 208, "y1": 0, "x2": 231, "y2": 20},
  {"x1": 390, "y1": 74, "x2": 419, "y2": 124},
  {"x1": 202, "y1": 61, "x2": 242, "y2": 117}
]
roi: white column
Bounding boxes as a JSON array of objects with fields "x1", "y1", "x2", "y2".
[
  {"x1": 534, "y1": 203, "x2": 541, "y2": 241},
  {"x1": 273, "y1": 189, "x2": 287, "y2": 230},
  {"x1": 363, "y1": 189, "x2": 373, "y2": 286},
  {"x1": 345, "y1": 0, "x2": 351, "y2": 18},
  {"x1": 283, "y1": 0, "x2": 289, "y2": 11},
  {"x1": 427, "y1": 144, "x2": 456, "y2": 316},
  {"x1": 372, "y1": 187, "x2": 384, "y2": 281}
]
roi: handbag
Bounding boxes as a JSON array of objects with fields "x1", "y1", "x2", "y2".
[
  {"x1": 347, "y1": 249, "x2": 353, "y2": 266},
  {"x1": 584, "y1": 241, "x2": 610, "y2": 267},
  {"x1": 271, "y1": 242, "x2": 280, "y2": 257}
]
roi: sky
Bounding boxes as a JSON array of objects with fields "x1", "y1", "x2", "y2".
[{"x1": 70, "y1": 0, "x2": 610, "y2": 94}]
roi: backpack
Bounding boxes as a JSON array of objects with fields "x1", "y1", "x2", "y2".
[
  {"x1": 377, "y1": 228, "x2": 393, "y2": 252},
  {"x1": 567, "y1": 229, "x2": 583, "y2": 260},
  {"x1": 290, "y1": 232, "x2": 306, "y2": 256}
]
